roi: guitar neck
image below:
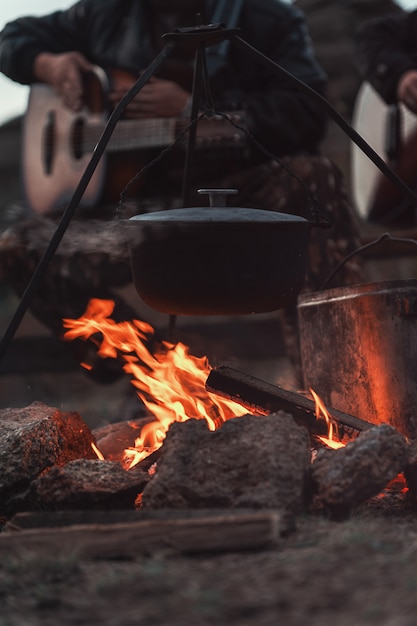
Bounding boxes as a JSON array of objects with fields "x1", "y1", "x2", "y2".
[
  {"x1": 83, "y1": 117, "x2": 178, "y2": 153},
  {"x1": 81, "y1": 111, "x2": 246, "y2": 154}
]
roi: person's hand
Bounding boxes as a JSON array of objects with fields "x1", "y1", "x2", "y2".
[
  {"x1": 33, "y1": 51, "x2": 93, "y2": 111},
  {"x1": 397, "y1": 70, "x2": 417, "y2": 114},
  {"x1": 108, "y1": 76, "x2": 190, "y2": 118}
]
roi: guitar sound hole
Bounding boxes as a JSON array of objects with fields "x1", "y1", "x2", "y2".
[
  {"x1": 42, "y1": 111, "x2": 55, "y2": 175},
  {"x1": 71, "y1": 117, "x2": 85, "y2": 160}
]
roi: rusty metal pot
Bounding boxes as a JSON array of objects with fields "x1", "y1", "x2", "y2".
[
  {"x1": 127, "y1": 189, "x2": 317, "y2": 315},
  {"x1": 298, "y1": 279, "x2": 417, "y2": 439}
]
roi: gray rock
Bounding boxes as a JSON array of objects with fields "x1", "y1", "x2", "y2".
[
  {"x1": 141, "y1": 412, "x2": 312, "y2": 514},
  {"x1": 26, "y1": 459, "x2": 149, "y2": 510},
  {"x1": 312, "y1": 424, "x2": 408, "y2": 518},
  {"x1": 0, "y1": 401, "x2": 96, "y2": 506}
]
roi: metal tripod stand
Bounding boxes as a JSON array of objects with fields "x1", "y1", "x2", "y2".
[{"x1": 1, "y1": 21, "x2": 417, "y2": 364}]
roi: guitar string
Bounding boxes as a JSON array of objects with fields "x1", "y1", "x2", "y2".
[{"x1": 83, "y1": 118, "x2": 177, "y2": 152}]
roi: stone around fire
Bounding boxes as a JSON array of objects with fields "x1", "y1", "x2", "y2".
[
  {"x1": 141, "y1": 412, "x2": 312, "y2": 514},
  {"x1": 311, "y1": 424, "x2": 408, "y2": 518},
  {"x1": 0, "y1": 401, "x2": 97, "y2": 513},
  {"x1": 26, "y1": 459, "x2": 149, "y2": 510}
]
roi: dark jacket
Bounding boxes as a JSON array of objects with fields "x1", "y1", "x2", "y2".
[
  {"x1": 0, "y1": 0, "x2": 327, "y2": 157},
  {"x1": 356, "y1": 8, "x2": 417, "y2": 104}
]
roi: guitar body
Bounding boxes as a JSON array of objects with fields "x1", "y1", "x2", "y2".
[
  {"x1": 351, "y1": 81, "x2": 417, "y2": 221},
  {"x1": 22, "y1": 68, "x2": 247, "y2": 215},
  {"x1": 22, "y1": 67, "x2": 111, "y2": 215}
]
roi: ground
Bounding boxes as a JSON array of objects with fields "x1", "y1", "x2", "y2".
[{"x1": 1, "y1": 493, "x2": 417, "y2": 626}]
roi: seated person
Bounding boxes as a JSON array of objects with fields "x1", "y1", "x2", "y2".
[{"x1": 356, "y1": 8, "x2": 417, "y2": 226}]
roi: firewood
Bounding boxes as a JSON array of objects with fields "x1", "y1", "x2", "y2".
[
  {"x1": 7, "y1": 510, "x2": 148, "y2": 529},
  {"x1": 206, "y1": 366, "x2": 372, "y2": 441},
  {"x1": 1, "y1": 510, "x2": 285, "y2": 558}
]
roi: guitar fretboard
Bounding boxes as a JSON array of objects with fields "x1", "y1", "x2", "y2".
[{"x1": 82, "y1": 117, "x2": 178, "y2": 152}]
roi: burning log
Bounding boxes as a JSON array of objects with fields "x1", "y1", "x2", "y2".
[
  {"x1": 206, "y1": 365, "x2": 372, "y2": 442},
  {"x1": 92, "y1": 417, "x2": 156, "y2": 464},
  {"x1": 311, "y1": 424, "x2": 408, "y2": 518}
]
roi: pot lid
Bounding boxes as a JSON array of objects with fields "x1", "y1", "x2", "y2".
[
  {"x1": 129, "y1": 189, "x2": 310, "y2": 224},
  {"x1": 129, "y1": 207, "x2": 309, "y2": 224}
]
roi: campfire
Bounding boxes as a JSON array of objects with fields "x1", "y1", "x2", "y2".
[
  {"x1": 62, "y1": 298, "x2": 248, "y2": 468},
  {"x1": 1, "y1": 297, "x2": 416, "y2": 540},
  {"x1": 61, "y1": 298, "x2": 349, "y2": 463}
]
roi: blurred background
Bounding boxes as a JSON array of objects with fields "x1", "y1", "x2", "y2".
[
  {"x1": 0, "y1": 0, "x2": 416, "y2": 428},
  {"x1": 0, "y1": 0, "x2": 416, "y2": 125}
]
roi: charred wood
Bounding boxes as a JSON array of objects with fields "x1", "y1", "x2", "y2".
[
  {"x1": 206, "y1": 366, "x2": 372, "y2": 442},
  {"x1": 93, "y1": 417, "x2": 159, "y2": 467}
]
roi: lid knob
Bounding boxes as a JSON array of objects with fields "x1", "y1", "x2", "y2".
[{"x1": 197, "y1": 188, "x2": 238, "y2": 207}]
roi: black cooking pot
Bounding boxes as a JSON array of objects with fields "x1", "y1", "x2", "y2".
[{"x1": 127, "y1": 189, "x2": 317, "y2": 315}]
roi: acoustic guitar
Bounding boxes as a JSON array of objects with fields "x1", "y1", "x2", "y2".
[
  {"x1": 22, "y1": 67, "x2": 246, "y2": 215},
  {"x1": 351, "y1": 81, "x2": 417, "y2": 222}
]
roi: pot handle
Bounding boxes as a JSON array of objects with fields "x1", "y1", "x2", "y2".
[
  {"x1": 198, "y1": 188, "x2": 238, "y2": 207},
  {"x1": 321, "y1": 232, "x2": 417, "y2": 290},
  {"x1": 310, "y1": 214, "x2": 332, "y2": 229}
]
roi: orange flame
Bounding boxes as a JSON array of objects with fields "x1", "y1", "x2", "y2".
[
  {"x1": 91, "y1": 441, "x2": 105, "y2": 460},
  {"x1": 310, "y1": 388, "x2": 344, "y2": 449},
  {"x1": 63, "y1": 299, "x2": 247, "y2": 468}
]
